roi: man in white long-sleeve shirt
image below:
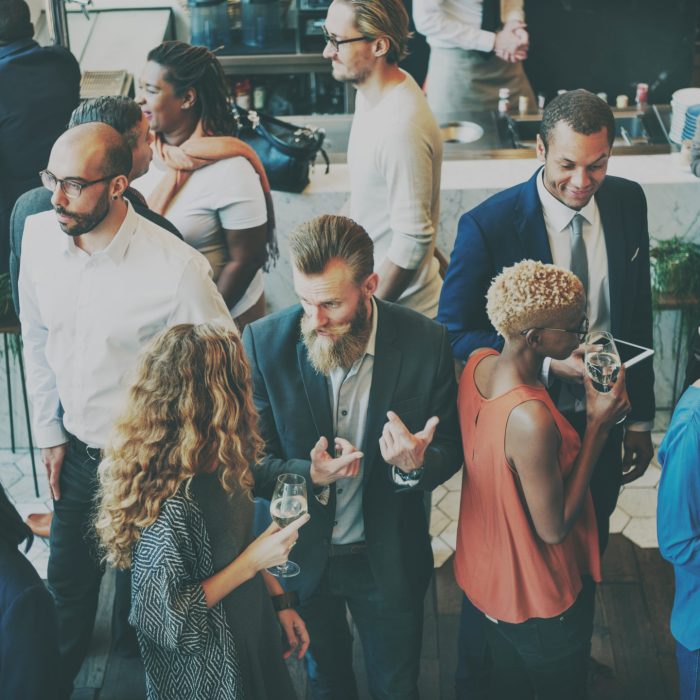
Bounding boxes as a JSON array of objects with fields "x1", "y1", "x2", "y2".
[
  {"x1": 414, "y1": 0, "x2": 536, "y2": 118},
  {"x1": 324, "y1": 0, "x2": 443, "y2": 318},
  {"x1": 19, "y1": 122, "x2": 233, "y2": 697}
]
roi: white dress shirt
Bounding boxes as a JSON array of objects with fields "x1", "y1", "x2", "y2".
[
  {"x1": 536, "y1": 170, "x2": 651, "y2": 431},
  {"x1": 19, "y1": 201, "x2": 234, "y2": 448},
  {"x1": 413, "y1": 0, "x2": 525, "y2": 52}
]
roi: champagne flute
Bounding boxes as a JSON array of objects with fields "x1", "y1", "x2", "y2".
[
  {"x1": 268, "y1": 473, "x2": 308, "y2": 578},
  {"x1": 584, "y1": 332, "x2": 625, "y2": 425}
]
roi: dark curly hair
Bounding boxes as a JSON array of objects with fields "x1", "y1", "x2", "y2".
[
  {"x1": 147, "y1": 41, "x2": 235, "y2": 137},
  {"x1": 540, "y1": 89, "x2": 615, "y2": 152},
  {"x1": 0, "y1": 482, "x2": 33, "y2": 552}
]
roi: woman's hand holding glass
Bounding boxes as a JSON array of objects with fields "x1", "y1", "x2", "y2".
[
  {"x1": 584, "y1": 361, "x2": 631, "y2": 429},
  {"x1": 241, "y1": 511, "x2": 309, "y2": 575}
]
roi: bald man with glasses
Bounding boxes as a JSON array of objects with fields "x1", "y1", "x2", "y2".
[{"x1": 19, "y1": 122, "x2": 233, "y2": 697}]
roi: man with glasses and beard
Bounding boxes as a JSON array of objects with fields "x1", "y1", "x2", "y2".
[
  {"x1": 242, "y1": 214, "x2": 462, "y2": 699},
  {"x1": 323, "y1": 0, "x2": 443, "y2": 319},
  {"x1": 19, "y1": 122, "x2": 233, "y2": 698}
]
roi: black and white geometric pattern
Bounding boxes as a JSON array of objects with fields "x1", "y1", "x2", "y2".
[{"x1": 130, "y1": 480, "x2": 242, "y2": 699}]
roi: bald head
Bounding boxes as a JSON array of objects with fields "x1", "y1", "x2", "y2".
[{"x1": 52, "y1": 123, "x2": 132, "y2": 181}]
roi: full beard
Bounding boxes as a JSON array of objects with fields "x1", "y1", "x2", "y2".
[{"x1": 301, "y1": 300, "x2": 372, "y2": 375}]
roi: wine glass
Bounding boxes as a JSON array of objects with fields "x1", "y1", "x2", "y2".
[
  {"x1": 584, "y1": 332, "x2": 625, "y2": 424},
  {"x1": 584, "y1": 332, "x2": 621, "y2": 392},
  {"x1": 268, "y1": 473, "x2": 308, "y2": 578}
]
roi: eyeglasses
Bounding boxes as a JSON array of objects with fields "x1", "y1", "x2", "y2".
[
  {"x1": 39, "y1": 169, "x2": 119, "y2": 200},
  {"x1": 322, "y1": 25, "x2": 369, "y2": 51},
  {"x1": 520, "y1": 316, "x2": 589, "y2": 342}
]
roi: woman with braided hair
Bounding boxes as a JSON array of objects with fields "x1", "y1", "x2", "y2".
[{"x1": 135, "y1": 41, "x2": 277, "y2": 328}]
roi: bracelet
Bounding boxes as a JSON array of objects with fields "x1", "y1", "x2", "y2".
[{"x1": 271, "y1": 591, "x2": 299, "y2": 611}]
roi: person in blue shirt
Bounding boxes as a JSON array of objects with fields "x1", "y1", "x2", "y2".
[
  {"x1": 0, "y1": 482, "x2": 61, "y2": 699},
  {"x1": 658, "y1": 330, "x2": 700, "y2": 700}
]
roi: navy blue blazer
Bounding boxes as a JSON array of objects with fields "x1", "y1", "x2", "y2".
[
  {"x1": 0, "y1": 39, "x2": 80, "y2": 273},
  {"x1": 438, "y1": 168, "x2": 655, "y2": 424},
  {"x1": 243, "y1": 299, "x2": 462, "y2": 604}
]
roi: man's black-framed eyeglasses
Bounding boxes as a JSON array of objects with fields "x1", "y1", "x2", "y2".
[
  {"x1": 520, "y1": 316, "x2": 589, "y2": 342},
  {"x1": 39, "y1": 169, "x2": 119, "y2": 200},
  {"x1": 322, "y1": 25, "x2": 369, "y2": 51}
]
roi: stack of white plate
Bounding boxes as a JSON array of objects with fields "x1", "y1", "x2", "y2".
[{"x1": 670, "y1": 88, "x2": 700, "y2": 143}]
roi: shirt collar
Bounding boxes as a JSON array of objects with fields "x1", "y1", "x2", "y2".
[
  {"x1": 62, "y1": 199, "x2": 138, "y2": 263},
  {"x1": 0, "y1": 38, "x2": 36, "y2": 61},
  {"x1": 536, "y1": 167, "x2": 598, "y2": 233}
]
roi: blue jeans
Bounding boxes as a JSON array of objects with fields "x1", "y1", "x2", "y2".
[
  {"x1": 47, "y1": 435, "x2": 104, "y2": 697},
  {"x1": 299, "y1": 551, "x2": 423, "y2": 700},
  {"x1": 677, "y1": 641, "x2": 700, "y2": 700}
]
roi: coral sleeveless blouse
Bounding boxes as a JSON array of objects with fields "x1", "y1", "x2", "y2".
[{"x1": 454, "y1": 349, "x2": 601, "y2": 624}]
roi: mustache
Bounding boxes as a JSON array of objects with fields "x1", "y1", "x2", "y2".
[{"x1": 54, "y1": 206, "x2": 74, "y2": 219}]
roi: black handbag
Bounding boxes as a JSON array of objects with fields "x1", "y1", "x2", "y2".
[{"x1": 232, "y1": 104, "x2": 329, "y2": 193}]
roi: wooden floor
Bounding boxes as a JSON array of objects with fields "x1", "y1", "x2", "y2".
[{"x1": 71, "y1": 534, "x2": 678, "y2": 700}]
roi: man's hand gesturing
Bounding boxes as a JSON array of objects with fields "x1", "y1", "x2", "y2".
[
  {"x1": 309, "y1": 436, "x2": 363, "y2": 486},
  {"x1": 379, "y1": 411, "x2": 439, "y2": 474}
]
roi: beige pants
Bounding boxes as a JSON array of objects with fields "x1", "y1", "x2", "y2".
[{"x1": 426, "y1": 47, "x2": 536, "y2": 121}]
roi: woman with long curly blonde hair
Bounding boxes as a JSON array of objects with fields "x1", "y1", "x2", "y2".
[{"x1": 96, "y1": 323, "x2": 309, "y2": 700}]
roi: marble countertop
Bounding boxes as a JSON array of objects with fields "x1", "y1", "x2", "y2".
[{"x1": 307, "y1": 153, "x2": 699, "y2": 194}]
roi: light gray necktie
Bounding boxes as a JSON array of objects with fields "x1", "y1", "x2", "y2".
[{"x1": 569, "y1": 213, "x2": 588, "y2": 295}]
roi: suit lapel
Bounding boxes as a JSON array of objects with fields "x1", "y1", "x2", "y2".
[
  {"x1": 362, "y1": 301, "x2": 401, "y2": 482},
  {"x1": 515, "y1": 167, "x2": 554, "y2": 264},
  {"x1": 595, "y1": 182, "x2": 625, "y2": 335},
  {"x1": 296, "y1": 340, "x2": 334, "y2": 442}
]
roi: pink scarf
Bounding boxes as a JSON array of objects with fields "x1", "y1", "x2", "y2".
[{"x1": 148, "y1": 121, "x2": 277, "y2": 267}]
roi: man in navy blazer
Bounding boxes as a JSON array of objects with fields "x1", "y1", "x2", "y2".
[
  {"x1": 243, "y1": 214, "x2": 461, "y2": 699},
  {"x1": 439, "y1": 88, "x2": 655, "y2": 697},
  {"x1": 0, "y1": 0, "x2": 80, "y2": 274}
]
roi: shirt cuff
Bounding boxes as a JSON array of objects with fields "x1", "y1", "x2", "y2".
[
  {"x1": 386, "y1": 232, "x2": 432, "y2": 271},
  {"x1": 625, "y1": 421, "x2": 653, "y2": 433},
  {"x1": 391, "y1": 466, "x2": 422, "y2": 487},
  {"x1": 540, "y1": 357, "x2": 553, "y2": 388},
  {"x1": 34, "y1": 422, "x2": 68, "y2": 450},
  {"x1": 476, "y1": 30, "x2": 496, "y2": 53},
  {"x1": 315, "y1": 485, "x2": 330, "y2": 506}
]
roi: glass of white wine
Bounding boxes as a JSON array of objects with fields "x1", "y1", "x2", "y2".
[
  {"x1": 584, "y1": 332, "x2": 621, "y2": 393},
  {"x1": 268, "y1": 473, "x2": 308, "y2": 578},
  {"x1": 584, "y1": 332, "x2": 626, "y2": 425}
]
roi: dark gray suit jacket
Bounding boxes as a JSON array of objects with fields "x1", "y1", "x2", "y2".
[{"x1": 243, "y1": 299, "x2": 462, "y2": 604}]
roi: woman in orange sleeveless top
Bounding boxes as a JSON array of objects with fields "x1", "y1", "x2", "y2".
[{"x1": 455, "y1": 260, "x2": 630, "y2": 699}]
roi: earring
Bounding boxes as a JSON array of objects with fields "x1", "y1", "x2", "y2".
[{"x1": 112, "y1": 195, "x2": 118, "y2": 200}]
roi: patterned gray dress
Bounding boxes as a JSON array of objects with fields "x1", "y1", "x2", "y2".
[{"x1": 130, "y1": 480, "x2": 242, "y2": 700}]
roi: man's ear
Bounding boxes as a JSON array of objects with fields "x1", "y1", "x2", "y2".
[
  {"x1": 372, "y1": 35, "x2": 390, "y2": 59},
  {"x1": 535, "y1": 134, "x2": 546, "y2": 163},
  {"x1": 364, "y1": 272, "x2": 379, "y2": 296}
]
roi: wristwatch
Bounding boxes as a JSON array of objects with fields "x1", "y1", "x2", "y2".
[
  {"x1": 271, "y1": 591, "x2": 299, "y2": 611},
  {"x1": 394, "y1": 465, "x2": 424, "y2": 482}
]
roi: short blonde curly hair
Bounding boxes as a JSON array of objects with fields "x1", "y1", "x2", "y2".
[{"x1": 486, "y1": 260, "x2": 585, "y2": 339}]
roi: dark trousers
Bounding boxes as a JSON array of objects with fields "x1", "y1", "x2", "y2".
[
  {"x1": 677, "y1": 641, "x2": 700, "y2": 700},
  {"x1": 47, "y1": 435, "x2": 136, "y2": 694},
  {"x1": 299, "y1": 551, "x2": 423, "y2": 700},
  {"x1": 484, "y1": 577, "x2": 596, "y2": 700}
]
